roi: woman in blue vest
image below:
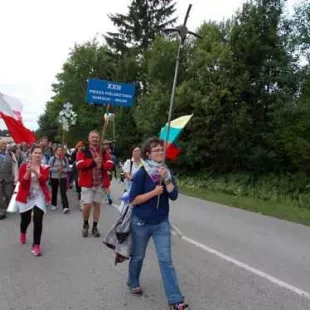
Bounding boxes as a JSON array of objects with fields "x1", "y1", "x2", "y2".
[{"x1": 128, "y1": 137, "x2": 189, "y2": 310}]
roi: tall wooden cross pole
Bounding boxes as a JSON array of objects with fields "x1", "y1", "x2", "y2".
[{"x1": 100, "y1": 104, "x2": 111, "y2": 155}]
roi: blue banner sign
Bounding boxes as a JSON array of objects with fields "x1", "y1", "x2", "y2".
[{"x1": 86, "y1": 79, "x2": 136, "y2": 107}]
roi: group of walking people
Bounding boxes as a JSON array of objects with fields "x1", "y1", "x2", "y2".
[
  {"x1": 1, "y1": 130, "x2": 190, "y2": 309},
  {"x1": 12, "y1": 132, "x2": 115, "y2": 255}
]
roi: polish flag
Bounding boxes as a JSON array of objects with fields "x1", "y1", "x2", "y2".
[{"x1": 0, "y1": 92, "x2": 36, "y2": 144}]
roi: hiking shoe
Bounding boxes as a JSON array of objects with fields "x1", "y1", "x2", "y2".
[
  {"x1": 32, "y1": 245, "x2": 41, "y2": 256},
  {"x1": 82, "y1": 224, "x2": 89, "y2": 237},
  {"x1": 92, "y1": 226, "x2": 101, "y2": 237},
  {"x1": 20, "y1": 233, "x2": 26, "y2": 245}
]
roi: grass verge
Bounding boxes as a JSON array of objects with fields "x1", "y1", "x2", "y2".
[{"x1": 180, "y1": 184, "x2": 310, "y2": 227}]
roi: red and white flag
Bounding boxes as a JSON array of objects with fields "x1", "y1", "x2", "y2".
[{"x1": 0, "y1": 92, "x2": 36, "y2": 144}]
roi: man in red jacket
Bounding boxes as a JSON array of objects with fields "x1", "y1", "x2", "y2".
[{"x1": 76, "y1": 130, "x2": 114, "y2": 237}]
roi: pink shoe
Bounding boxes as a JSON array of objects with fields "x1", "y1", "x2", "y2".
[
  {"x1": 31, "y1": 245, "x2": 41, "y2": 256},
  {"x1": 20, "y1": 233, "x2": 26, "y2": 245}
]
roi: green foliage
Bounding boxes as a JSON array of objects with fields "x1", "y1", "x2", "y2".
[
  {"x1": 0, "y1": 129, "x2": 9, "y2": 136},
  {"x1": 179, "y1": 172, "x2": 310, "y2": 210},
  {"x1": 275, "y1": 72, "x2": 310, "y2": 171},
  {"x1": 38, "y1": 40, "x2": 118, "y2": 145},
  {"x1": 105, "y1": 0, "x2": 177, "y2": 53},
  {"x1": 38, "y1": 0, "x2": 310, "y2": 178},
  {"x1": 292, "y1": 0, "x2": 310, "y2": 60},
  {"x1": 134, "y1": 35, "x2": 181, "y2": 136}
]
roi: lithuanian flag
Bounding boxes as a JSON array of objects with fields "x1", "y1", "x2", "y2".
[{"x1": 160, "y1": 114, "x2": 193, "y2": 160}]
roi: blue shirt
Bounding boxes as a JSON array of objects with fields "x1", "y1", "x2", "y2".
[{"x1": 129, "y1": 167, "x2": 178, "y2": 224}]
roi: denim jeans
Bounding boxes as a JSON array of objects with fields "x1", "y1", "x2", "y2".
[{"x1": 128, "y1": 216, "x2": 184, "y2": 305}]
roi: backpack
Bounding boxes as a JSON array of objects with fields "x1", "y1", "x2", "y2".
[
  {"x1": 49, "y1": 156, "x2": 69, "y2": 181},
  {"x1": 50, "y1": 156, "x2": 69, "y2": 168}
]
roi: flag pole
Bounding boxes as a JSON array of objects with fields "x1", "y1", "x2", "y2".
[
  {"x1": 157, "y1": 4, "x2": 202, "y2": 208},
  {"x1": 163, "y1": 41, "x2": 182, "y2": 165},
  {"x1": 162, "y1": 3, "x2": 203, "y2": 162},
  {"x1": 156, "y1": 40, "x2": 182, "y2": 209}
]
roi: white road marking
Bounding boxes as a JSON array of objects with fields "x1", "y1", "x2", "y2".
[
  {"x1": 112, "y1": 203, "x2": 310, "y2": 300},
  {"x1": 171, "y1": 225, "x2": 310, "y2": 300},
  {"x1": 112, "y1": 203, "x2": 121, "y2": 212}
]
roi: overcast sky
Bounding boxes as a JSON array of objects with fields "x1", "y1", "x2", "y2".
[{"x1": 0, "y1": 0, "x2": 301, "y2": 130}]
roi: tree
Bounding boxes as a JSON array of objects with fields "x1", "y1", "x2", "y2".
[
  {"x1": 38, "y1": 40, "x2": 118, "y2": 145},
  {"x1": 274, "y1": 63, "x2": 310, "y2": 172},
  {"x1": 134, "y1": 35, "x2": 179, "y2": 134},
  {"x1": 38, "y1": 38, "x2": 142, "y2": 152},
  {"x1": 226, "y1": 0, "x2": 298, "y2": 171},
  {"x1": 105, "y1": 0, "x2": 177, "y2": 54},
  {"x1": 292, "y1": 0, "x2": 310, "y2": 63},
  {"x1": 37, "y1": 0, "x2": 310, "y2": 177},
  {"x1": 37, "y1": 98, "x2": 63, "y2": 141},
  {"x1": 0, "y1": 129, "x2": 9, "y2": 137},
  {"x1": 174, "y1": 21, "x2": 238, "y2": 171},
  {"x1": 167, "y1": 0, "x2": 298, "y2": 173}
]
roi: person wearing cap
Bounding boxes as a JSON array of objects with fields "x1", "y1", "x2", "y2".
[{"x1": 76, "y1": 131, "x2": 114, "y2": 237}]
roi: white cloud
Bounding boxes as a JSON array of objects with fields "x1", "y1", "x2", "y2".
[{"x1": 0, "y1": 0, "x2": 300, "y2": 131}]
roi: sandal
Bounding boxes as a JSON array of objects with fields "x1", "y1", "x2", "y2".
[
  {"x1": 169, "y1": 303, "x2": 190, "y2": 310},
  {"x1": 130, "y1": 287, "x2": 143, "y2": 296}
]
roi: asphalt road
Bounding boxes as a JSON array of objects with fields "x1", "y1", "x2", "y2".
[{"x1": 0, "y1": 180, "x2": 309, "y2": 310}]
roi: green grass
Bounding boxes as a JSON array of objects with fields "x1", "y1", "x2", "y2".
[{"x1": 178, "y1": 174, "x2": 310, "y2": 227}]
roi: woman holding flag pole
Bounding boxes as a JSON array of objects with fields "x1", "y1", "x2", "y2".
[
  {"x1": 127, "y1": 137, "x2": 189, "y2": 309},
  {"x1": 126, "y1": 4, "x2": 198, "y2": 308}
]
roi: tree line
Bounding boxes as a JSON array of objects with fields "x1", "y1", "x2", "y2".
[{"x1": 37, "y1": 0, "x2": 310, "y2": 176}]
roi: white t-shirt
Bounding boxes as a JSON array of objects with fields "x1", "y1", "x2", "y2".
[
  {"x1": 122, "y1": 159, "x2": 141, "y2": 191},
  {"x1": 17, "y1": 172, "x2": 46, "y2": 214}
]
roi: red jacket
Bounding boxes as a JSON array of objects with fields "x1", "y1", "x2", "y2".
[
  {"x1": 16, "y1": 163, "x2": 51, "y2": 204},
  {"x1": 76, "y1": 147, "x2": 114, "y2": 189}
]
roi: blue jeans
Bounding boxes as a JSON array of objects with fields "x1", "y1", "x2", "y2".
[{"x1": 128, "y1": 216, "x2": 184, "y2": 305}]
